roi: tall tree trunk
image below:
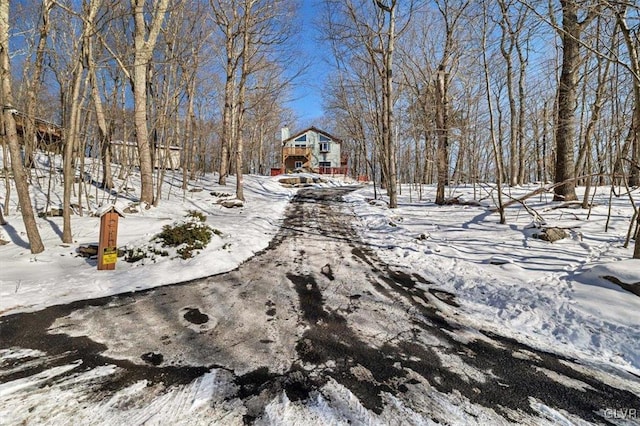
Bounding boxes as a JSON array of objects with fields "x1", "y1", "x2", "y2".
[
  {"x1": 62, "y1": 0, "x2": 100, "y2": 243},
  {"x1": 498, "y1": 11, "x2": 517, "y2": 187},
  {"x1": 384, "y1": 1, "x2": 398, "y2": 208},
  {"x1": 542, "y1": 101, "x2": 549, "y2": 182},
  {"x1": 86, "y1": 21, "x2": 113, "y2": 190},
  {"x1": 219, "y1": 81, "x2": 232, "y2": 185},
  {"x1": 62, "y1": 52, "x2": 85, "y2": 244},
  {"x1": 218, "y1": 23, "x2": 236, "y2": 186},
  {"x1": 577, "y1": 19, "x2": 610, "y2": 201},
  {"x1": 435, "y1": 68, "x2": 449, "y2": 205},
  {"x1": 235, "y1": 102, "x2": 245, "y2": 200},
  {"x1": 534, "y1": 111, "x2": 542, "y2": 182},
  {"x1": 130, "y1": 0, "x2": 170, "y2": 206},
  {"x1": 23, "y1": 0, "x2": 53, "y2": 170},
  {"x1": 373, "y1": 0, "x2": 398, "y2": 209},
  {"x1": 554, "y1": 0, "x2": 592, "y2": 202},
  {"x1": 258, "y1": 121, "x2": 265, "y2": 175},
  {"x1": 516, "y1": 34, "x2": 528, "y2": 185},
  {"x1": 482, "y1": 5, "x2": 505, "y2": 224},
  {"x1": 432, "y1": 0, "x2": 469, "y2": 204},
  {"x1": 132, "y1": 44, "x2": 154, "y2": 205},
  {"x1": 615, "y1": 7, "x2": 640, "y2": 187},
  {"x1": 1, "y1": 97, "x2": 10, "y2": 217},
  {"x1": 183, "y1": 75, "x2": 196, "y2": 189},
  {"x1": 0, "y1": 0, "x2": 44, "y2": 253},
  {"x1": 235, "y1": 0, "x2": 254, "y2": 202}
]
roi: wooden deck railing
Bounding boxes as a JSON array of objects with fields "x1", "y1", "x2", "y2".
[
  {"x1": 282, "y1": 147, "x2": 311, "y2": 157},
  {"x1": 318, "y1": 166, "x2": 348, "y2": 175}
]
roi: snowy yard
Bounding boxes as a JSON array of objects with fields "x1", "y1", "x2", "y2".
[
  {"x1": 1, "y1": 168, "x2": 640, "y2": 424},
  {"x1": 0, "y1": 172, "x2": 295, "y2": 315},
  {"x1": 1, "y1": 171, "x2": 639, "y2": 377},
  {"x1": 346, "y1": 183, "x2": 640, "y2": 377}
]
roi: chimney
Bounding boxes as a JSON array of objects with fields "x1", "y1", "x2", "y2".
[{"x1": 281, "y1": 126, "x2": 290, "y2": 142}]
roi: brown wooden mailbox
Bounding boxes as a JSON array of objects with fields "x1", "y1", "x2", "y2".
[{"x1": 97, "y1": 205, "x2": 124, "y2": 270}]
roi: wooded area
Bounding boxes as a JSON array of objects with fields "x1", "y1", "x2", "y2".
[{"x1": 0, "y1": 0, "x2": 639, "y2": 258}]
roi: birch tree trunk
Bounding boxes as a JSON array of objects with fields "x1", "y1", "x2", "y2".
[
  {"x1": 130, "y1": 0, "x2": 170, "y2": 206},
  {"x1": 86, "y1": 21, "x2": 113, "y2": 191},
  {"x1": 182, "y1": 73, "x2": 196, "y2": 188},
  {"x1": 211, "y1": 0, "x2": 241, "y2": 186},
  {"x1": 61, "y1": 0, "x2": 101, "y2": 243},
  {"x1": 61, "y1": 54, "x2": 84, "y2": 244},
  {"x1": 234, "y1": 0, "x2": 255, "y2": 202},
  {"x1": 219, "y1": 37, "x2": 235, "y2": 185}
]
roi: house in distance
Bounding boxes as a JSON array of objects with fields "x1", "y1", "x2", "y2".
[{"x1": 280, "y1": 126, "x2": 347, "y2": 175}]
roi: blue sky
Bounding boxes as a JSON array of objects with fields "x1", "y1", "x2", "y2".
[
  {"x1": 9, "y1": 0, "x2": 328, "y2": 127},
  {"x1": 286, "y1": 1, "x2": 327, "y2": 125}
]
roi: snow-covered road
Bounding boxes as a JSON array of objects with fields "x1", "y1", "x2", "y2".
[{"x1": 1, "y1": 187, "x2": 639, "y2": 425}]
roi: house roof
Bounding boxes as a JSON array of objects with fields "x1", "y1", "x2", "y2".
[
  {"x1": 96, "y1": 204, "x2": 125, "y2": 218},
  {"x1": 13, "y1": 111, "x2": 63, "y2": 142},
  {"x1": 282, "y1": 126, "x2": 342, "y2": 145}
]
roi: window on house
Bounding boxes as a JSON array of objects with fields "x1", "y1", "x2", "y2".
[
  {"x1": 319, "y1": 142, "x2": 330, "y2": 152},
  {"x1": 319, "y1": 135, "x2": 330, "y2": 142},
  {"x1": 294, "y1": 161, "x2": 303, "y2": 169},
  {"x1": 294, "y1": 135, "x2": 307, "y2": 147},
  {"x1": 319, "y1": 162, "x2": 331, "y2": 174}
]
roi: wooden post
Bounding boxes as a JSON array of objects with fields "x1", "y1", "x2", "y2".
[{"x1": 97, "y1": 206, "x2": 124, "y2": 270}]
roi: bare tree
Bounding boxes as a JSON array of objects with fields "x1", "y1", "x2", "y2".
[
  {"x1": 607, "y1": 2, "x2": 640, "y2": 257},
  {"x1": 553, "y1": 0, "x2": 599, "y2": 201},
  {"x1": 481, "y1": 0, "x2": 506, "y2": 223},
  {"x1": 173, "y1": 2, "x2": 210, "y2": 187},
  {"x1": 325, "y1": 0, "x2": 413, "y2": 208},
  {"x1": 210, "y1": 0, "x2": 241, "y2": 185},
  {"x1": 22, "y1": 0, "x2": 54, "y2": 170},
  {"x1": 131, "y1": 0, "x2": 170, "y2": 206},
  {"x1": 433, "y1": 0, "x2": 470, "y2": 205},
  {"x1": 211, "y1": 0, "x2": 295, "y2": 198},
  {"x1": 576, "y1": 15, "x2": 612, "y2": 208},
  {"x1": 496, "y1": 0, "x2": 530, "y2": 186},
  {"x1": 611, "y1": 4, "x2": 640, "y2": 188},
  {"x1": 373, "y1": 0, "x2": 399, "y2": 208},
  {"x1": 84, "y1": 3, "x2": 114, "y2": 191},
  {"x1": 243, "y1": 68, "x2": 288, "y2": 176},
  {"x1": 234, "y1": 0, "x2": 255, "y2": 201},
  {"x1": 0, "y1": 0, "x2": 45, "y2": 253},
  {"x1": 59, "y1": 2, "x2": 85, "y2": 243}
]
